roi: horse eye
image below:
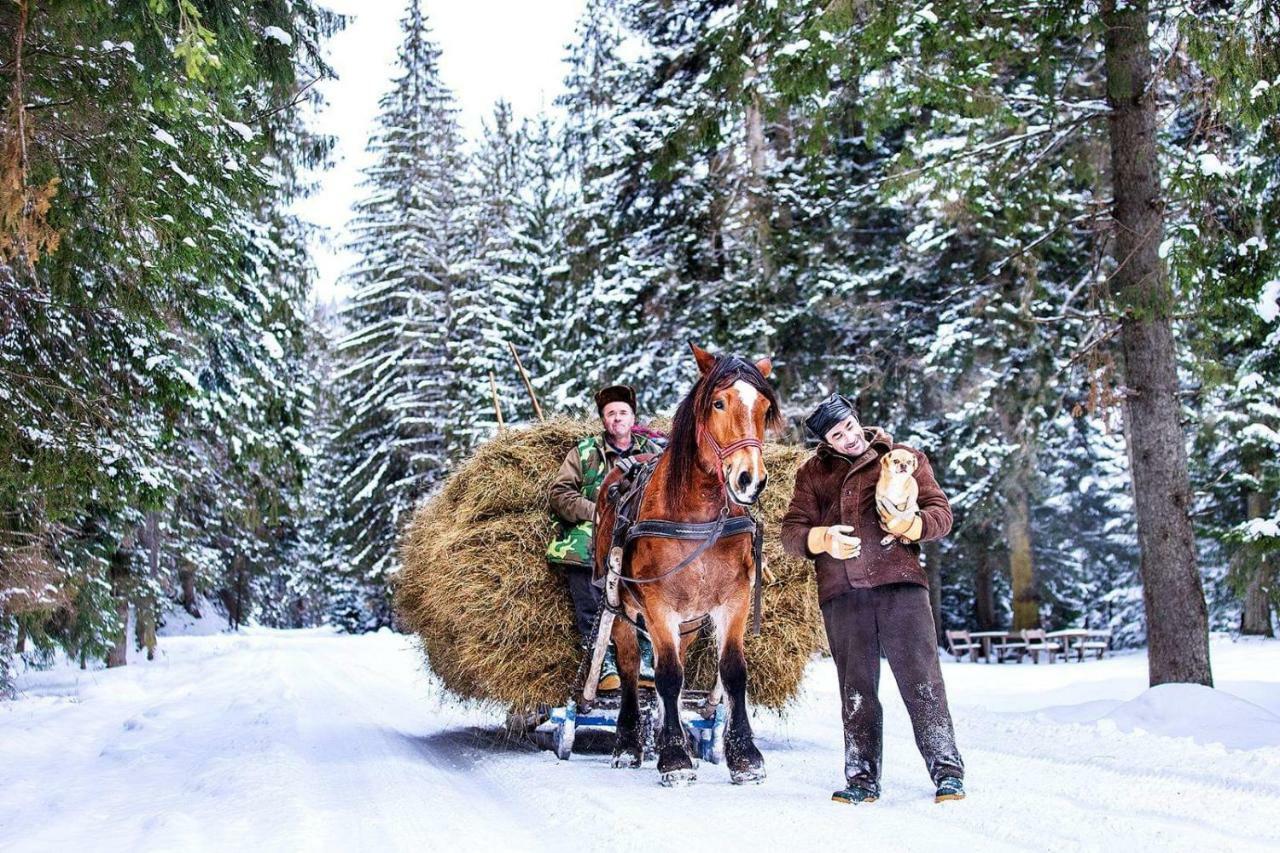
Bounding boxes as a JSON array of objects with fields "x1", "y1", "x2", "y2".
[{"x1": 713, "y1": 399, "x2": 726, "y2": 410}]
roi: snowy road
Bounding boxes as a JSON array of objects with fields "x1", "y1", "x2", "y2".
[{"x1": 3, "y1": 628, "x2": 1279, "y2": 852}]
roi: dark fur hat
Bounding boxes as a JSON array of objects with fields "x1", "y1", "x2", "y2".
[
  {"x1": 594, "y1": 384, "x2": 637, "y2": 415},
  {"x1": 805, "y1": 393, "x2": 858, "y2": 440}
]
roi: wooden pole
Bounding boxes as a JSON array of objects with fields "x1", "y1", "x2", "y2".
[
  {"x1": 489, "y1": 371, "x2": 505, "y2": 429},
  {"x1": 507, "y1": 341, "x2": 544, "y2": 422}
]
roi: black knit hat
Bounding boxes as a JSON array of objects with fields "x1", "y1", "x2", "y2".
[
  {"x1": 805, "y1": 393, "x2": 858, "y2": 440},
  {"x1": 595, "y1": 384, "x2": 637, "y2": 415}
]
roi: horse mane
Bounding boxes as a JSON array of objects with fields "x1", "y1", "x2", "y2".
[{"x1": 664, "y1": 354, "x2": 783, "y2": 507}]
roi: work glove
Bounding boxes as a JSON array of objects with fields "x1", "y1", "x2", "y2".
[
  {"x1": 882, "y1": 511, "x2": 923, "y2": 542},
  {"x1": 807, "y1": 524, "x2": 861, "y2": 559}
]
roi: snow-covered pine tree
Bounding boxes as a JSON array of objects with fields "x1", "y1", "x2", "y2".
[
  {"x1": 565, "y1": 0, "x2": 798, "y2": 404},
  {"x1": 327, "y1": 0, "x2": 464, "y2": 629},
  {"x1": 519, "y1": 113, "x2": 575, "y2": 412},
  {"x1": 1034, "y1": 413, "x2": 1144, "y2": 647},
  {"x1": 0, "y1": 0, "x2": 340, "y2": 680},
  {"x1": 270, "y1": 301, "x2": 346, "y2": 630},
  {"x1": 1176, "y1": 6, "x2": 1280, "y2": 637},
  {"x1": 450, "y1": 101, "x2": 535, "y2": 446},
  {"x1": 553, "y1": 0, "x2": 643, "y2": 404}
]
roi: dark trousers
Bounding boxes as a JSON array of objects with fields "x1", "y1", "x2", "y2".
[
  {"x1": 821, "y1": 583, "x2": 964, "y2": 792},
  {"x1": 564, "y1": 565, "x2": 601, "y2": 645}
]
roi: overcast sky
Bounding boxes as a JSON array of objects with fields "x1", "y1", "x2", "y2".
[{"x1": 298, "y1": 0, "x2": 586, "y2": 304}]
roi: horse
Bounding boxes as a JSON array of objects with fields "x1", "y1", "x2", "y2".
[{"x1": 592, "y1": 343, "x2": 782, "y2": 786}]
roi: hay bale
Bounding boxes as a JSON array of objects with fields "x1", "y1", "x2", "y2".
[{"x1": 395, "y1": 419, "x2": 824, "y2": 713}]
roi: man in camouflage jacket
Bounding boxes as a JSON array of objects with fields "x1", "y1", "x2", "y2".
[{"x1": 547, "y1": 384, "x2": 660, "y2": 688}]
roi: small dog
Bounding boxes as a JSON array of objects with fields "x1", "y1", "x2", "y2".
[{"x1": 877, "y1": 448, "x2": 919, "y2": 546}]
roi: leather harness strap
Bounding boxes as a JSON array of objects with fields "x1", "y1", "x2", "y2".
[{"x1": 605, "y1": 452, "x2": 766, "y2": 636}]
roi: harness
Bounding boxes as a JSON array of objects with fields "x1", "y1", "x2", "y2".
[{"x1": 602, "y1": 438, "x2": 767, "y2": 639}]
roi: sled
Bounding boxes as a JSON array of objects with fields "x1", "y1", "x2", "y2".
[{"x1": 538, "y1": 687, "x2": 727, "y2": 764}]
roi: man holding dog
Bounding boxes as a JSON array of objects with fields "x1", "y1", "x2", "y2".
[
  {"x1": 547, "y1": 384, "x2": 658, "y2": 691},
  {"x1": 781, "y1": 393, "x2": 965, "y2": 805}
]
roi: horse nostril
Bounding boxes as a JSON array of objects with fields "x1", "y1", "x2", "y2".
[{"x1": 736, "y1": 470, "x2": 752, "y2": 492}]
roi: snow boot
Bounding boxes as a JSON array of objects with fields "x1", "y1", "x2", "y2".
[
  {"x1": 831, "y1": 784, "x2": 879, "y2": 805},
  {"x1": 599, "y1": 645, "x2": 621, "y2": 692},
  {"x1": 638, "y1": 634, "x2": 655, "y2": 688},
  {"x1": 934, "y1": 776, "x2": 965, "y2": 803}
]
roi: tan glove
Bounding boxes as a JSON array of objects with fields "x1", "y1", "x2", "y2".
[
  {"x1": 883, "y1": 512, "x2": 923, "y2": 542},
  {"x1": 807, "y1": 524, "x2": 861, "y2": 559}
]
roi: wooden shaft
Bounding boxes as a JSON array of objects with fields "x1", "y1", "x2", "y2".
[
  {"x1": 507, "y1": 341, "x2": 544, "y2": 422},
  {"x1": 488, "y1": 371, "x2": 505, "y2": 428}
]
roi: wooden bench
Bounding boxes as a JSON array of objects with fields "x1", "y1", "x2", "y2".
[
  {"x1": 944, "y1": 630, "x2": 979, "y2": 662},
  {"x1": 1021, "y1": 629, "x2": 1064, "y2": 664},
  {"x1": 991, "y1": 637, "x2": 1027, "y2": 663},
  {"x1": 1072, "y1": 629, "x2": 1111, "y2": 661}
]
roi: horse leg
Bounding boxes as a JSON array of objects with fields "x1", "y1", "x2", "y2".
[
  {"x1": 678, "y1": 623, "x2": 704, "y2": 755},
  {"x1": 650, "y1": 604, "x2": 696, "y2": 786},
  {"x1": 611, "y1": 618, "x2": 643, "y2": 769},
  {"x1": 714, "y1": 597, "x2": 766, "y2": 784}
]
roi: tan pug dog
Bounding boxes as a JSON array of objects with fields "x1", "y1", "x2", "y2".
[{"x1": 877, "y1": 448, "x2": 919, "y2": 545}]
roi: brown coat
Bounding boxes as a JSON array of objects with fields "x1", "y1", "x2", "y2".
[{"x1": 780, "y1": 428, "x2": 953, "y2": 604}]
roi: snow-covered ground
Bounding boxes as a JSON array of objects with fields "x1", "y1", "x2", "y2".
[{"x1": 3, "y1": 628, "x2": 1279, "y2": 852}]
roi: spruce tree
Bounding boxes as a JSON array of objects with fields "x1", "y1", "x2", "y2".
[
  {"x1": 450, "y1": 101, "x2": 534, "y2": 444},
  {"x1": 327, "y1": 0, "x2": 464, "y2": 629},
  {"x1": 1, "y1": 0, "x2": 340, "y2": 679}
]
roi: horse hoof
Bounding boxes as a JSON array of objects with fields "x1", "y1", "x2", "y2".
[
  {"x1": 611, "y1": 752, "x2": 642, "y2": 769},
  {"x1": 660, "y1": 769, "x2": 697, "y2": 787},
  {"x1": 730, "y1": 765, "x2": 767, "y2": 785}
]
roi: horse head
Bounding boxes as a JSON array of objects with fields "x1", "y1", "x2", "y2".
[{"x1": 674, "y1": 343, "x2": 781, "y2": 506}]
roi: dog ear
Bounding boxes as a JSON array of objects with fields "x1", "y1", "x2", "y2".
[{"x1": 881, "y1": 454, "x2": 891, "y2": 469}]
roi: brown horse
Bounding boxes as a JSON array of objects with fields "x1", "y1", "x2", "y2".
[{"x1": 593, "y1": 343, "x2": 781, "y2": 786}]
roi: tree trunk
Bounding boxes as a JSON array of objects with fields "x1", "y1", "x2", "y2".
[
  {"x1": 1240, "y1": 489, "x2": 1275, "y2": 637},
  {"x1": 1007, "y1": 481, "x2": 1040, "y2": 630},
  {"x1": 106, "y1": 552, "x2": 128, "y2": 668},
  {"x1": 924, "y1": 539, "x2": 943, "y2": 644},
  {"x1": 1103, "y1": 0, "x2": 1212, "y2": 686},
  {"x1": 974, "y1": 542, "x2": 997, "y2": 630},
  {"x1": 222, "y1": 552, "x2": 248, "y2": 630},
  {"x1": 741, "y1": 22, "x2": 774, "y2": 284},
  {"x1": 1241, "y1": 566, "x2": 1274, "y2": 637},
  {"x1": 180, "y1": 564, "x2": 200, "y2": 617},
  {"x1": 133, "y1": 512, "x2": 159, "y2": 659},
  {"x1": 134, "y1": 599, "x2": 157, "y2": 660}
]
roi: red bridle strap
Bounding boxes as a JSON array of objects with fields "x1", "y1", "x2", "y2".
[
  {"x1": 697, "y1": 423, "x2": 763, "y2": 462},
  {"x1": 706, "y1": 434, "x2": 763, "y2": 459}
]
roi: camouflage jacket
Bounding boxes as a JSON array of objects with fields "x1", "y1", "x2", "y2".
[{"x1": 546, "y1": 431, "x2": 658, "y2": 567}]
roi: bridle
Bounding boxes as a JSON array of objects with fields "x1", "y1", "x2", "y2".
[{"x1": 697, "y1": 427, "x2": 764, "y2": 488}]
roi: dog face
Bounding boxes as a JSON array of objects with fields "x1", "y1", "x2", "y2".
[{"x1": 881, "y1": 449, "x2": 918, "y2": 476}]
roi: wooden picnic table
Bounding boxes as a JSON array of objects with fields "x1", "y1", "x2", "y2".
[
  {"x1": 968, "y1": 630, "x2": 1015, "y2": 663},
  {"x1": 1046, "y1": 628, "x2": 1112, "y2": 661},
  {"x1": 962, "y1": 628, "x2": 1112, "y2": 663}
]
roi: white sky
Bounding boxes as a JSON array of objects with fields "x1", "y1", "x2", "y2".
[{"x1": 299, "y1": 0, "x2": 586, "y2": 305}]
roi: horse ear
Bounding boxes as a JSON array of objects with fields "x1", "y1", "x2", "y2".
[
  {"x1": 689, "y1": 342, "x2": 717, "y2": 376},
  {"x1": 755, "y1": 357, "x2": 773, "y2": 379}
]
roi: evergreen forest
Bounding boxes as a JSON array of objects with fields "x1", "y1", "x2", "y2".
[{"x1": 2, "y1": 0, "x2": 1277, "y2": 694}]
